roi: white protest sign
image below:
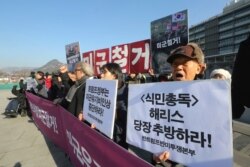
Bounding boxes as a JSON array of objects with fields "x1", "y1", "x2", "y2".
[
  {"x1": 83, "y1": 79, "x2": 118, "y2": 139},
  {"x1": 127, "y1": 79, "x2": 233, "y2": 167}
]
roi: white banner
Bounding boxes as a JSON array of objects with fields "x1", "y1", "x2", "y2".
[
  {"x1": 83, "y1": 79, "x2": 118, "y2": 139},
  {"x1": 127, "y1": 80, "x2": 233, "y2": 167}
]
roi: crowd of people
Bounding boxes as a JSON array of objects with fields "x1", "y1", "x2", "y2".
[{"x1": 11, "y1": 41, "x2": 245, "y2": 166}]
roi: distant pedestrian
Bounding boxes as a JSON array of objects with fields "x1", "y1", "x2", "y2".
[{"x1": 210, "y1": 68, "x2": 231, "y2": 80}]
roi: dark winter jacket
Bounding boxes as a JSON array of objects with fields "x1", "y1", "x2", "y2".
[
  {"x1": 231, "y1": 35, "x2": 250, "y2": 118},
  {"x1": 11, "y1": 86, "x2": 26, "y2": 110},
  {"x1": 113, "y1": 82, "x2": 129, "y2": 149},
  {"x1": 67, "y1": 76, "x2": 88, "y2": 117}
]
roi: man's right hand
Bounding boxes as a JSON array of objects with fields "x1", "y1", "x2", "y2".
[{"x1": 153, "y1": 151, "x2": 170, "y2": 163}]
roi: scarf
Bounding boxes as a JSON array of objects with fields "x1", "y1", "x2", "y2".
[{"x1": 65, "y1": 76, "x2": 88, "y2": 102}]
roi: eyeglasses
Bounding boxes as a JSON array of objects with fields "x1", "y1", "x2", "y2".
[
  {"x1": 100, "y1": 69, "x2": 108, "y2": 74},
  {"x1": 74, "y1": 68, "x2": 81, "y2": 72}
]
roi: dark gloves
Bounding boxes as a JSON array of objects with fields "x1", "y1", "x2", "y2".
[{"x1": 53, "y1": 98, "x2": 63, "y2": 105}]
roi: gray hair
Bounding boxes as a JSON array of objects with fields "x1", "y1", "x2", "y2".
[{"x1": 77, "y1": 61, "x2": 94, "y2": 77}]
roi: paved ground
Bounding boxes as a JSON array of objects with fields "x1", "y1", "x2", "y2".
[
  {"x1": 236, "y1": 107, "x2": 250, "y2": 124},
  {"x1": 0, "y1": 90, "x2": 73, "y2": 167},
  {"x1": 0, "y1": 89, "x2": 250, "y2": 167},
  {"x1": 233, "y1": 106, "x2": 250, "y2": 167}
]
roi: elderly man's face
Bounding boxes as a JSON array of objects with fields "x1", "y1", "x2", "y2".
[
  {"x1": 74, "y1": 65, "x2": 85, "y2": 80},
  {"x1": 171, "y1": 56, "x2": 203, "y2": 81},
  {"x1": 60, "y1": 65, "x2": 68, "y2": 73}
]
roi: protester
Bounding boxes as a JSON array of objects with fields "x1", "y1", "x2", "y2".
[
  {"x1": 148, "y1": 68, "x2": 172, "y2": 82},
  {"x1": 18, "y1": 78, "x2": 26, "y2": 90},
  {"x1": 67, "y1": 71, "x2": 77, "y2": 82},
  {"x1": 99, "y1": 62, "x2": 129, "y2": 149},
  {"x1": 45, "y1": 72, "x2": 52, "y2": 90},
  {"x1": 126, "y1": 73, "x2": 146, "y2": 84},
  {"x1": 62, "y1": 61, "x2": 94, "y2": 121},
  {"x1": 59, "y1": 64, "x2": 74, "y2": 95},
  {"x1": 166, "y1": 43, "x2": 206, "y2": 81},
  {"x1": 124, "y1": 71, "x2": 155, "y2": 164},
  {"x1": 125, "y1": 43, "x2": 206, "y2": 166},
  {"x1": 49, "y1": 72, "x2": 63, "y2": 100},
  {"x1": 148, "y1": 68, "x2": 158, "y2": 82},
  {"x1": 210, "y1": 68, "x2": 231, "y2": 80},
  {"x1": 33, "y1": 71, "x2": 48, "y2": 98},
  {"x1": 11, "y1": 79, "x2": 27, "y2": 116},
  {"x1": 154, "y1": 42, "x2": 206, "y2": 166},
  {"x1": 231, "y1": 34, "x2": 250, "y2": 119},
  {"x1": 50, "y1": 66, "x2": 76, "y2": 101},
  {"x1": 25, "y1": 71, "x2": 37, "y2": 92},
  {"x1": 137, "y1": 73, "x2": 147, "y2": 83},
  {"x1": 44, "y1": 72, "x2": 52, "y2": 98},
  {"x1": 158, "y1": 73, "x2": 172, "y2": 82},
  {"x1": 27, "y1": 71, "x2": 48, "y2": 99}
]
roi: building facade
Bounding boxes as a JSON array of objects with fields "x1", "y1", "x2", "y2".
[{"x1": 189, "y1": 0, "x2": 250, "y2": 77}]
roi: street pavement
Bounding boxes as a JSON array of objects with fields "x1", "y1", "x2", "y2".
[
  {"x1": 236, "y1": 107, "x2": 250, "y2": 124},
  {"x1": 0, "y1": 90, "x2": 73, "y2": 167}
]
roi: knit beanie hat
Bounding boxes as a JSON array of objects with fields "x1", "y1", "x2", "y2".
[{"x1": 210, "y1": 68, "x2": 231, "y2": 79}]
